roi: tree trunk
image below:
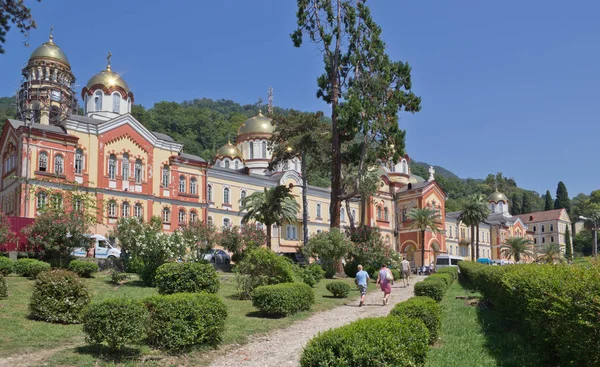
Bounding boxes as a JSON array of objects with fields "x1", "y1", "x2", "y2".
[
  {"x1": 301, "y1": 150, "x2": 309, "y2": 247},
  {"x1": 420, "y1": 230, "x2": 425, "y2": 267},
  {"x1": 329, "y1": 2, "x2": 342, "y2": 229},
  {"x1": 470, "y1": 224, "x2": 475, "y2": 261},
  {"x1": 476, "y1": 223, "x2": 480, "y2": 259},
  {"x1": 345, "y1": 199, "x2": 355, "y2": 231},
  {"x1": 594, "y1": 228, "x2": 598, "y2": 259},
  {"x1": 266, "y1": 223, "x2": 272, "y2": 250}
]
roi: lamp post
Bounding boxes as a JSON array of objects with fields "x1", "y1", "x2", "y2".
[{"x1": 580, "y1": 215, "x2": 598, "y2": 259}]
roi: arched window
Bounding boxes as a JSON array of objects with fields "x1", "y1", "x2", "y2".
[
  {"x1": 75, "y1": 148, "x2": 83, "y2": 174},
  {"x1": 94, "y1": 91, "x2": 102, "y2": 111},
  {"x1": 341, "y1": 208, "x2": 346, "y2": 222},
  {"x1": 223, "y1": 217, "x2": 231, "y2": 229},
  {"x1": 162, "y1": 207, "x2": 170, "y2": 223},
  {"x1": 134, "y1": 203, "x2": 143, "y2": 219},
  {"x1": 385, "y1": 236, "x2": 391, "y2": 245},
  {"x1": 122, "y1": 201, "x2": 130, "y2": 217},
  {"x1": 401, "y1": 159, "x2": 408, "y2": 174},
  {"x1": 283, "y1": 160, "x2": 289, "y2": 170},
  {"x1": 162, "y1": 165, "x2": 169, "y2": 188},
  {"x1": 352, "y1": 210, "x2": 356, "y2": 222},
  {"x1": 108, "y1": 154, "x2": 116, "y2": 179},
  {"x1": 377, "y1": 206, "x2": 382, "y2": 220},
  {"x1": 190, "y1": 178, "x2": 197, "y2": 195},
  {"x1": 295, "y1": 159, "x2": 299, "y2": 172},
  {"x1": 551, "y1": 236, "x2": 554, "y2": 243},
  {"x1": 107, "y1": 201, "x2": 116, "y2": 217},
  {"x1": 249, "y1": 142, "x2": 254, "y2": 159},
  {"x1": 224, "y1": 160, "x2": 230, "y2": 168},
  {"x1": 179, "y1": 175, "x2": 186, "y2": 193},
  {"x1": 533, "y1": 225, "x2": 537, "y2": 233},
  {"x1": 240, "y1": 190, "x2": 247, "y2": 201},
  {"x1": 262, "y1": 141, "x2": 267, "y2": 158},
  {"x1": 178, "y1": 209, "x2": 186, "y2": 224},
  {"x1": 122, "y1": 153, "x2": 129, "y2": 180},
  {"x1": 541, "y1": 225, "x2": 545, "y2": 233},
  {"x1": 36, "y1": 191, "x2": 46, "y2": 209},
  {"x1": 189, "y1": 210, "x2": 197, "y2": 223},
  {"x1": 134, "y1": 159, "x2": 142, "y2": 183},
  {"x1": 112, "y1": 93, "x2": 120, "y2": 113},
  {"x1": 223, "y1": 187, "x2": 230, "y2": 204},
  {"x1": 207, "y1": 216, "x2": 213, "y2": 226},
  {"x1": 207, "y1": 184, "x2": 213, "y2": 202},
  {"x1": 316, "y1": 203, "x2": 322, "y2": 219},
  {"x1": 234, "y1": 161, "x2": 239, "y2": 169},
  {"x1": 54, "y1": 154, "x2": 64, "y2": 174},
  {"x1": 384, "y1": 207, "x2": 389, "y2": 221},
  {"x1": 38, "y1": 152, "x2": 48, "y2": 171},
  {"x1": 498, "y1": 202, "x2": 504, "y2": 212},
  {"x1": 550, "y1": 224, "x2": 554, "y2": 232},
  {"x1": 74, "y1": 198, "x2": 82, "y2": 212},
  {"x1": 542, "y1": 237, "x2": 546, "y2": 244}
]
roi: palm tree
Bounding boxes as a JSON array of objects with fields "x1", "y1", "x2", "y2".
[
  {"x1": 458, "y1": 198, "x2": 480, "y2": 261},
  {"x1": 501, "y1": 236, "x2": 535, "y2": 262},
  {"x1": 537, "y1": 243, "x2": 564, "y2": 264},
  {"x1": 472, "y1": 194, "x2": 491, "y2": 260},
  {"x1": 408, "y1": 207, "x2": 441, "y2": 267},
  {"x1": 240, "y1": 185, "x2": 300, "y2": 249}
]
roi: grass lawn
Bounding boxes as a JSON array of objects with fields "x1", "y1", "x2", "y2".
[
  {"x1": 0, "y1": 272, "x2": 369, "y2": 366},
  {"x1": 426, "y1": 281, "x2": 540, "y2": 367}
]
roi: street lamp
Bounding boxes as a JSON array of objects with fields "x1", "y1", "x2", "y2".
[{"x1": 580, "y1": 215, "x2": 598, "y2": 259}]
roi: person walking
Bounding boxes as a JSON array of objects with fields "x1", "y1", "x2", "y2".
[
  {"x1": 401, "y1": 257, "x2": 411, "y2": 287},
  {"x1": 376, "y1": 264, "x2": 393, "y2": 306},
  {"x1": 355, "y1": 264, "x2": 370, "y2": 307}
]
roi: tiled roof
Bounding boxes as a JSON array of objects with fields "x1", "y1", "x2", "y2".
[
  {"x1": 517, "y1": 209, "x2": 566, "y2": 223},
  {"x1": 179, "y1": 152, "x2": 206, "y2": 163},
  {"x1": 8, "y1": 119, "x2": 68, "y2": 134}
]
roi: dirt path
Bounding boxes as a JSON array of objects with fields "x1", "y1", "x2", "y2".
[
  {"x1": 0, "y1": 344, "x2": 78, "y2": 367},
  {"x1": 208, "y1": 276, "x2": 425, "y2": 367}
]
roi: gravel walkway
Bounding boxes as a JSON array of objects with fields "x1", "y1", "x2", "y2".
[{"x1": 208, "y1": 276, "x2": 425, "y2": 367}]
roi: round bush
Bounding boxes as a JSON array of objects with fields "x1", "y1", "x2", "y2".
[
  {"x1": 414, "y1": 279, "x2": 446, "y2": 302},
  {"x1": 145, "y1": 292, "x2": 227, "y2": 350},
  {"x1": 155, "y1": 262, "x2": 219, "y2": 295},
  {"x1": 293, "y1": 265, "x2": 317, "y2": 287},
  {"x1": 390, "y1": 296, "x2": 441, "y2": 344},
  {"x1": 29, "y1": 269, "x2": 90, "y2": 323},
  {"x1": 14, "y1": 258, "x2": 51, "y2": 278},
  {"x1": 307, "y1": 263, "x2": 325, "y2": 282},
  {"x1": 83, "y1": 298, "x2": 148, "y2": 350},
  {"x1": 0, "y1": 275, "x2": 7, "y2": 298},
  {"x1": 428, "y1": 273, "x2": 453, "y2": 286},
  {"x1": 68, "y1": 260, "x2": 99, "y2": 278},
  {"x1": 391, "y1": 269, "x2": 401, "y2": 281},
  {"x1": 251, "y1": 282, "x2": 315, "y2": 316},
  {"x1": 300, "y1": 316, "x2": 429, "y2": 367},
  {"x1": 0, "y1": 257, "x2": 13, "y2": 276},
  {"x1": 326, "y1": 281, "x2": 351, "y2": 298},
  {"x1": 235, "y1": 248, "x2": 295, "y2": 299},
  {"x1": 436, "y1": 266, "x2": 458, "y2": 280}
]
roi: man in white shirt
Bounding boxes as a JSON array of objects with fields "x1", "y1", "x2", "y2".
[{"x1": 401, "y1": 258, "x2": 411, "y2": 287}]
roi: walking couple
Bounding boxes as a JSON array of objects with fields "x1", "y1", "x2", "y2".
[{"x1": 355, "y1": 258, "x2": 411, "y2": 307}]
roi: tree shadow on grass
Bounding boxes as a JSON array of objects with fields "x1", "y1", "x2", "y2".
[
  {"x1": 73, "y1": 344, "x2": 144, "y2": 364},
  {"x1": 245, "y1": 310, "x2": 286, "y2": 319},
  {"x1": 121, "y1": 279, "x2": 148, "y2": 288}
]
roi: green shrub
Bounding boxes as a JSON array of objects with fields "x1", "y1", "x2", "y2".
[
  {"x1": 293, "y1": 263, "x2": 325, "y2": 287},
  {"x1": 251, "y1": 283, "x2": 314, "y2": 316},
  {"x1": 145, "y1": 292, "x2": 227, "y2": 350},
  {"x1": 414, "y1": 279, "x2": 446, "y2": 302},
  {"x1": 391, "y1": 269, "x2": 400, "y2": 281},
  {"x1": 29, "y1": 270, "x2": 90, "y2": 323},
  {"x1": 14, "y1": 258, "x2": 51, "y2": 278},
  {"x1": 235, "y1": 248, "x2": 295, "y2": 299},
  {"x1": 0, "y1": 275, "x2": 7, "y2": 298},
  {"x1": 307, "y1": 263, "x2": 325, "y2": 282},
  {"x1": 428, "y1": 272, "x2": 453, "y2": 286},
  {"x1": 109, "y1": 269, "x2": 127, "y2": 285},
  {"x1": 0, "y1": 257, "x2": 13, "y2": 276},
  {"x1": 155, "y1": 262, "x2": 219, "y2": 295},
  {"x1": 68, "y1": 260, "x2": 99, "y2": 278},
  {"x1": 390, "y1": 296, "x2": 441, "y2": 344},
  {"x1": 326, "y1": 281, "x2": 351, "y2": 298},
  {"x1": 300, "y1": 316, "x2": 429, "y2": 367},
  {"x1": 83, "y1": 298, "x2": 148, "y2": 351},
  {"x1": 436, "y1": 266, "x2": 458, "y2": 280}
]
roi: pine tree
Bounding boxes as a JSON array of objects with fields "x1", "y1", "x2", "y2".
[
  {"x1": 522, "y1": 193, "x2": 533, "y2": 214},
  {"x1": 554, "y1": 181, "x2": 571, "y2": 212},
  {"x1": 564, "y1": 226, "x2": 572, "y2": 261},
  {"x1": 544, "y1": 190, "x2": 554, "y2": 211},
  {"x1": 510, "y1": 193, "x2": 521, "y2": 215}
]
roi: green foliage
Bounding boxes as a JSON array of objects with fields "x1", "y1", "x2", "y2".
[
  {"x1": 14, "y1": 258, "x2": 51, "y2": 278},
  {"x1": 235, "y1": 248, "x2": 295, "y2": 299},
  {"x1": 428, "y1": 272, "x2": 453, "y2": 286},
  {"x1": 390, "y1": 296, "x2": 441, "y2": 344},
  {"x1": 155, "y1": 262, "x2": 219, "y2": 295},
  {"x1": 83, "y1": 298, "x2": 148, "y2": 351},
  {"x1": 390, "y1": 268, "x2": 400, "y2": 281},
  {"x1": 414, "y1": 278, "x2": 447, "y2": 302},
  {"x1": 145, "y1": 292, "x2": 227, "y2": 350},
  {"x1": 554, "y1": 181, "x2": 570, "y2": 212},
  {"x1": 537, "y1": 243, "x2": 564, "y2": 264},
  {"x1": 436, "y1": 266, "x2": 458, "y2": 281},
  {"x1": 251, "y1": 282, "x2": 314, "y2": 316},
  {"x1": 304, "y1": 228, "x2": 353, "y2": 278},
  {"x1": 564, "y1": 227, "x2": 573, "y2": 261},
  {"x1": 68, "y1": 260, "x2": 99, "y2": 278},
  {"x1": 300, "y1": 316, "x2": 429, "y2": 367},
  {"x1": 29, "y1": 270, "x2": 90, "y2": 323},
  {"x1": 0, "y1": 256, "x2": 13, "y2": 276},
  {"x1": 501, "y1": 237, "x2": 535, "y2": 262},
  {"x1": 544, "y1": 190, "x2": 554, "y2": 211},
  {"x1": 325, "y1": 281, "x2": 351, "y2": 298},
  {"x1": 0, "y1": 275, "x2": 6, "y2": 298},
  {"x1": 180, "y1": 220, "x2": 217, "y2": 262},
  {"x1": 293, "y1": 263, "x2": 325, "y2": 287},
  {"x1": 510, "y1": 193, "x2": 522, "y2": 215},
  {"x1": 0, "y1": 2, "x2": 38, "y2": 54},
  {"x1": 522, "y1": 192, "x2": 533, "y2": 214},
  {"x1": 346, "y1": 225, "x2": 401, "y2": 273},
  {"x1": 409, "y1": 207, "x2": 442, "y2": 265},
  {"x1": 109, "y1": 268, "x2": 127, "y2": 285}
]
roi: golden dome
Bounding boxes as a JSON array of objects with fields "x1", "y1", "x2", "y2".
[
  {"x1": 216, "y1": 142, "x2": 243, "y2": 159},
  {"x1": 29, "y1": 37, "x2": 69, "y2": 65},
  {"x1": 85, "y1": 67, "x2": 130, "y2": 95},
  {"x1": 488, "y1": 191, "x2": 508, "y2": 203},
  {"x1": 237, "y1": 111, "x2": 274, "y2": 136}
]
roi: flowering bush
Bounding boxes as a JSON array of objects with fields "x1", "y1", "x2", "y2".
[
  {"x1": 180, "y1": 220, "x2": 218, "y2": 262},
  {"x1": 345, "y1": 225, "x2": 401, "y2": 276},
  {"x1": 304, "y1": 229, "x2": 353, "y2": 278},
  {"x1": 29, "y1": 269, "x2": 90, "y2": 323},
  {"x1": 220, "y1": 225, "x2": 266, "y2": 263}
]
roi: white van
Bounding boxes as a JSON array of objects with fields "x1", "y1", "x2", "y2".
[
  {"x1": 435, "y1": 255, "x2": 463, "y2": 270},
  {"x1": 72, "y1": 234, "x2": 121, "y2": 260}
]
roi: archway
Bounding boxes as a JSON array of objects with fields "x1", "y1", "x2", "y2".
[
  {"x1": 430, "y1": 241, "x2": 441, "y2": 265},
  {"x1": 401, "y1": 242, "x2": 417, "y2": 266}
]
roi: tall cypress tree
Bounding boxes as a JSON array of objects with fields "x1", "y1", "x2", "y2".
[
  {"x1": 554, "y1": 181, "x2": 571, "y2": 212},
  {"x1": 522, "y1": 193, "x2": 533, "y2": 214},
  {"x1": 544, "y1": 190, "x2": 554, "y2": 211},
  {"x1": 510, "y1": 193, "x2": 522, "y2": 215},
  {"x1": 564, "y1": 226, "x2": 572, "y2": 261}
]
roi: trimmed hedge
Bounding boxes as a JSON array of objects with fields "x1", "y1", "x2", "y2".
[
  {"x1": 390, "y1": 296, "x2": 441, "y2": 344},
  {"x1": 155, "y1": 262, "x2": 219, "y2": 295},
  {"x1": 68, "y1": 260, "x2": 99, "y2": 278},
  {"x1": 428, "y1": 272, "x2": 453, "y2": 286},
  {"x1": 83, "y1": 298, "x2": 148, "y2": 350},
  {"x1": 251, "y1": 282, "x2": 314, "y2": 316},
  {"x1": 14, "y1": 258, "x2": 51, "y2": 278},
  {"x1": 145, "y1": 292, "x2": 227, "y2": 350},
  {"x1": 0, "y1": 275, "x2": 7, "y2": 298},
  {"x1": 29, "y1": 270, "x2": 90, "y2": 323},
  {"x1": 300, "y1": 315, "x2": 429, "y2": 367},
  {"x1": 436, "y1": 266, "x2": 458, "y2": 281},
  {"x1": 414, "y1": 280, "x2": 446, "y2": 302},
  {"x1": 459, "y1": 261, "x2": 600, "y2": 366},
  {"x1": 0, "y1": 257, "x2": 13, "y2": 276},
  {"x1": 391, "y1": 269, "x2": 401, "y2": 281},
  {"x1": 326, "y1": 281, "x2": 351, "y2": 298}
]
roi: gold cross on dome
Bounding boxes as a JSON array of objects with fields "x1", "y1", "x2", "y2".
[{"x1": 107, "y1": 51, "x2": 112, "y2": 71}]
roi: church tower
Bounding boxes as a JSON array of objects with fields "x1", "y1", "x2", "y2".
[
  {"x1": 17, "y1": 30, "x2": 77, "y2": 126},
  {"x1": 488, "y1": 190, "x2": 509, "y2": 214}
]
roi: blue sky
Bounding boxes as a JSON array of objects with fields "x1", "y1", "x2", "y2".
[{"x1": 1, "y1": 0, "x2": 598, "y2": 198}]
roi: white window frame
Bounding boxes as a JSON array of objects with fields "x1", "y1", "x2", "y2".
[
  {"x1": 54, "y1": 154, "x2": 64, "y2": 174},
  {"x1": 162, "y1": 207, "x2": 171, "y2": 223},
  {"x1": 122, "y1": 201, "x2": 130, "y2": 217},
  {"x1": 179, "y1": 175, "x2": 186, "y2": 193},
  {"x1": 190, "y1": 178, "x2": 197, "y2": 195},
  {"x1": 134, "y1": 203, "x2": 143, "y2": 219},
  {"x1": 108, "y1": 154, "x2": 116, "y2": 180},
  {"x1": 75, "y1": 148, "x2": 83, "y2": 174},
  {"x1": 122, "y1": 153, "x2": 129, "y2": 180}
]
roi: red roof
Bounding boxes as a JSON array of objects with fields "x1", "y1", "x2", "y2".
[{"x1": 517, "y1": 209, "x2": 566, "y2": 224}]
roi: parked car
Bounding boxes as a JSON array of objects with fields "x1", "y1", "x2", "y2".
[
  {"x1": 204, "y1": 249, "x2": 231, "y2": 264},
  {"x1": 435, "y1": 254, "x2": 463, "y2": 271},
  {"x1": 492, "y1": 259, "x2": 511, "y2": 266},
  {"x1": 279, "y1": 252, "x2": 307, "y2": 265},
  {"x1": 477, "y1": 257, "x2": 493, "y2": 265},
  {"x1": 72, "y1": 234, "x2": 121, "y2": 259}
]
